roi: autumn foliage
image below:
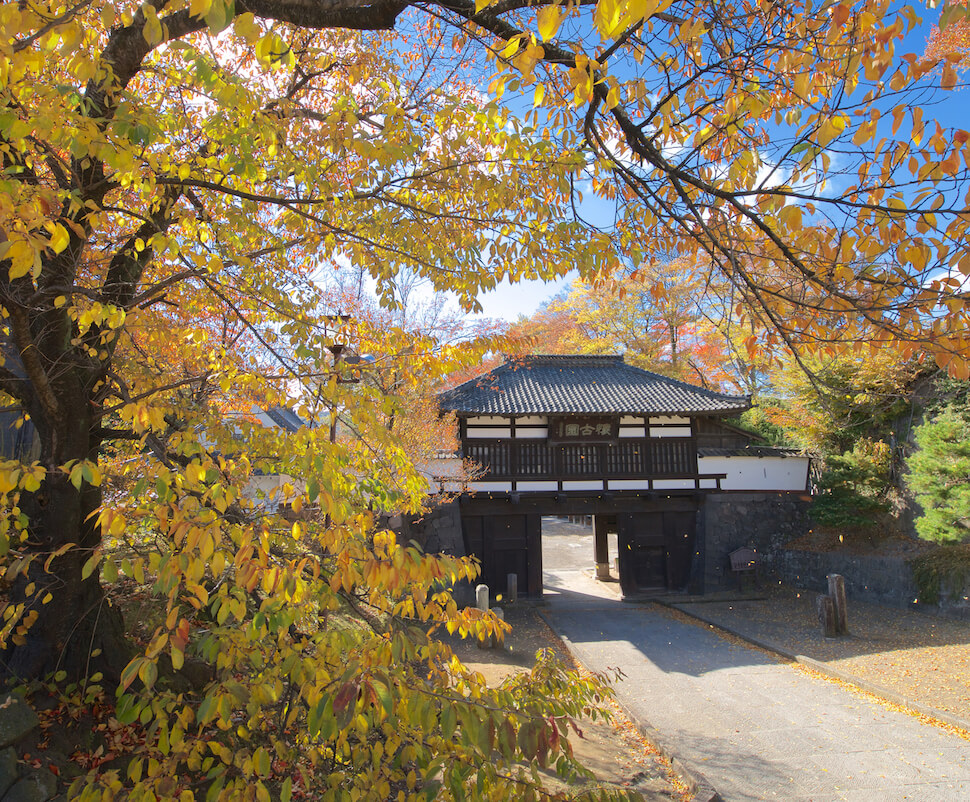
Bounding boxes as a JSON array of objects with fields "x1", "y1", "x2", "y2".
[{"x1": 3, "y1": 0, "x2": 970, "y2": 798}]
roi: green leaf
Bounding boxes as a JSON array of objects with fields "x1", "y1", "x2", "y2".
[
  {"x1": 81, "y1": 551, "x2": 101, "y2": 580},
  {"x1": 441, "y1": 704, "x2": 456, "y2": 740},
  {"x1": 205, "y1": 0, "x2": 235, "y2": 34},
  {"x1": 371, "y1": 678, "x2": 393, "y2": 718},
  {"x1": 69, "y1": 464, "x2": 84, "y2": 490},
  {"x1": 143, "y1": 5, "x2": 163, "y2": 46},
  {"x1": 118, "y1": 658, "x2": 144, "y2": 692}
]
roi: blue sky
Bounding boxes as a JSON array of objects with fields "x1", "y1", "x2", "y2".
[
  {"x1": 473, "y1": 272, "x2": 575, "y2": 320},
  {"x1": 468, "y1": 2, "x2": 967, "y2": 322}
]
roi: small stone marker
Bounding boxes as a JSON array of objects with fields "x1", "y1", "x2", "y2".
[
  {"x1": 827, "y1": 574, "x2": 849, "y2": 635},
  {"x1": 476, "y1": 584, "x2": 490, "y2": 649},
  {"x1": 475, "y1": 584, "x2": 489, "y2": 612},
  {"x1": 507, "y1": 573, "x2": 518, "y2": 604},
  {"x1": 816, "y1": 594, "x2": 838, "y2": 638}
]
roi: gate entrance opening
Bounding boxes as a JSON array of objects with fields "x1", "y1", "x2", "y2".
[{"x1": 458, "y1": 499, "x2": 698, "y2": 600}]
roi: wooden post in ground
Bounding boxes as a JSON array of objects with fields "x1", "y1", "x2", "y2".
[
  {"x1": 507, "y1": 574, "x2": 518, "y2": 604},
  {"x1": 816, "y1": 594, "x2": 837, "y2": 638},
  {"x1": 827, "y1": 574, "x2": 849, "y2": 635}
]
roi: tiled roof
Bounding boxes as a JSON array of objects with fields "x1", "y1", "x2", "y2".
[
  {"x1": 698, "y1": 446, "x2": 806, "y2": 458},
  {"x1": 439, "y1": 355, "x2": 750, "y2": 416},
  {"x1": 263, "y1": 406, "x2": 308, "y2": 433}
]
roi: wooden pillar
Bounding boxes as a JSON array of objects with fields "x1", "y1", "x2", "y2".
[
  {"x1": 593, "y1": 514, "x2": 611, "y2": 579},
  {"x1": 827, "y1": 574, "x2": 849, "y2": 635},
  {"x1": 816, "y1": 594, "x2": 837, "y2": 638},
  {"x1": 527, "y1": 514, "x2": 542, "y2": 597},
  {"x1": 617, "y1": 514, "x2": 636, "y2": 597}
]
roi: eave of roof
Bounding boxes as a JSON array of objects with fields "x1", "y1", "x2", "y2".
[
  {"x1": 439, "y1": 355, "x2": 750, "y2": 416},
  {"x1": 698, "y1": 446, "x2": 807, "y2": 458}
]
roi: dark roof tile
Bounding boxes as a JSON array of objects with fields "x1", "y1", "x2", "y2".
[{"x1": 439, "y1": 355, "x2": 750, "y2": 416}]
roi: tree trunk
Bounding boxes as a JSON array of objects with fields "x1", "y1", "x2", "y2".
[{"x1": 1, "y1": 387, "x2": 129, "y2": 683}]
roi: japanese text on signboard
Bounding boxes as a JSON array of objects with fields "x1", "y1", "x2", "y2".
[{"x1": 550, "y1": 417, "x2": 616, "y2": 442}]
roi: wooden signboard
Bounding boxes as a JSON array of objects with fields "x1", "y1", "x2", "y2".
[{"x1": 548, "y1": 416, "x2": 616, "y2": 443}]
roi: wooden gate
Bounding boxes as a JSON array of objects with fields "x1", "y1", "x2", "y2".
[
  {"x1": 617, "y1": 507, "x2": 697, "y2": 595},
  {"x1": 460, "y1": 513, "x2": 541, "y2": 598}
]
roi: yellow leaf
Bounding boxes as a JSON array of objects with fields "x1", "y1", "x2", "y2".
[
  {"x1": 234, "y1": 12, "x2": 261, "y2": 44},
  {"x1": 109, "y1": 514, "x2": 126, "y2": 537},
  {"x1": 189, "y1": 0, "x2": 212, "y2": 20},
  {"x1": 46, "y1": 223, "x2": 70, "y2": 254},
  {"x1": 81, "y1": 551, "x2": 101, "y2": 580},
  {"x1": 142, "y1": 5, "x2": 163, "y2": 46},
  {"x1": 537, "y1": 6, "x2": 563, "y2": 42},
  {"x1": 605, "y1": 85, "x2": 620, "y2": 109},
  {"x1": 942, "y1": 62, "x2": 958, "y2": 91}
]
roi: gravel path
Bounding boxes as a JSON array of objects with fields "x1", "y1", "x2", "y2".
[{"x1": 543, "y1": 568, "x2": 970, "y2": 801}]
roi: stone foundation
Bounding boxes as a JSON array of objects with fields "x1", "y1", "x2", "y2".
[
  {"x1": 699, "y1": 492, "x2": 813, "y2": 591},
  {"x1": 395, "y1": 500, "x2": 474, "y2": 605},
  {"x1": 395, "y1": 500, "x2": 465, "y2": 557}
]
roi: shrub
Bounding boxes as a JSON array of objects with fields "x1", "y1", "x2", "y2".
[
  {"x1": 910, "y1": 544, "x2": 970, "y2": 605},
  {"x1": 812, "y1": 438, "x2": 893, "y2": 529},
  {"x1": 906, "y1": 406, "x2": 970, "y2": 544}
]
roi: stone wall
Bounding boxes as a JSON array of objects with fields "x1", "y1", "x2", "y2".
[
  {"x1": 773, "y1": 549, "x2": 918, "y2": 605},
  {"x1": 398, "y1": 500, "x2": 465, "y2": 557},
  {"x1": 773, "y1": 548, "x2": 970, "y2": 618},
  {"x1": 0, "y1": 695, "x2": 59, "y2": 801},
  {"x1": 698, "y1": 492, "x2": 813, "y2": 591},
  {"x1": 394, "y1": 500, "x2": 474, "y2": 606}
]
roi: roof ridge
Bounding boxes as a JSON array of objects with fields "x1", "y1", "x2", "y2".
[{"x1": 504, "y1": 353, "x2": 624, "y2": 361}]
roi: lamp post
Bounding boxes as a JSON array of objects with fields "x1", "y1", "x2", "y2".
[{"x1": 323, "y1": 314, "x2": 373, "y2": 443}]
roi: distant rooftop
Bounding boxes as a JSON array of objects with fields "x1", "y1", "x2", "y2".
[
  {"x1": 262, "y1": 406, "x2": 307, "y2": 433},
  {"x1": 439, "y1": 355, "x2": 750, "y2": 416}
]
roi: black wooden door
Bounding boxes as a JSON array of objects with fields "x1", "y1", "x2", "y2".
[
  {"x1": 461, "y1": 513, "x2": 541, "y2": 598},
  {"x1": 617, "y1": 507, "x2": 697, "y2": 595}
]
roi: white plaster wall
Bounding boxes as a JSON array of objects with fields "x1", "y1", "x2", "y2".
[
  {"x1": 515, "y1": 428, "x2": 548, "y2": 439},
  {"x1": 649, "y1": 426, "x2": 692, "y2": 438},
  {"x1": 618, "y1": 427, "x2": 646, "y2": 438},
  {"x1": 561, "y1": 480, "x2": 605, "y2": 491},
  {"x1": 468, "y1": 481, "x2": 513, "y2": 492},
  {"x1": 466, "y1": 427, "x2": 511, "y2": 438},
  {"x1": 516, "y1": 481, "x2": 558, "y2": 491},
  {"x1": 607, "y1": 479, "x2": 651, "y2": 490},
  {"x1": 652, "y1": 478, "x2": 697, "y2": 490},
  {"x1": 698, "y1": 455, "x2": 809, "y2": 491}
]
